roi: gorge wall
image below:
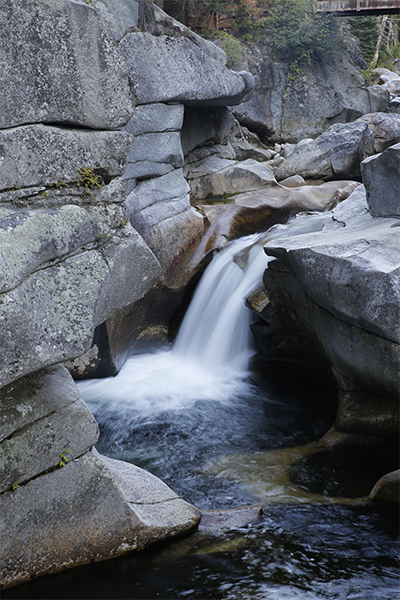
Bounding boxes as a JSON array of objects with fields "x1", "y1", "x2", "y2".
[{"x1": 1, "y1": 0, "x2": 399, "y2": 589}]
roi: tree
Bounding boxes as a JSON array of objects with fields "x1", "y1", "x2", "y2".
[{"x1": 138, "y1": 0, "x2": 159, "y2": 34}]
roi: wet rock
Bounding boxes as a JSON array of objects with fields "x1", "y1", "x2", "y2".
[
  {"x1": 199, "y1": 506, "x2": 263, "y2": 532},
  {"x1": 274, "y1": 121, "x2": 375, "y2": 181},
  {"x1": 368, "y1": 469, "x2": 400, "y2": 506},
  {"x1": 199, "y1": 180, "x2": 359, "y2": 242},
  {"x1": 358, "y1": 112, "x2": 400, "y2": 153},
  {"x1": 119, "y1": 32, "x2": 254, "y2": 106},
  {"x1": 0, "y1": 0, "x2": 133, "y2": 130},
  {"x1": 361, "y1": 143, "x2": 400, "y2": 217}
]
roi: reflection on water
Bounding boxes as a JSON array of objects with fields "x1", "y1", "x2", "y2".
[{"x1": 6, "y1": 503, "x2": 399, "y2": 599}]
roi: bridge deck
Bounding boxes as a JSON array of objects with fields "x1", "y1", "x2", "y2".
[{"x1": 315, "y1": 0, "x2": 400, "y2": 15}]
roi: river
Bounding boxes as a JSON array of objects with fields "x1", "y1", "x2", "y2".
[{"x1": 5, "y1": 213, "x2": 399, "y2": 600}]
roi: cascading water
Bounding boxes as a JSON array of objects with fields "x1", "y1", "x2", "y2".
[
  {"x1": 77, "y1": 210, "x2": 337, "y2": 502},
  {"x1": 78, "y1": 210, "x2": 332, "y2": 415},
  {"x1": 11, "y1": 211, "x2": 399, "y2": 600}
]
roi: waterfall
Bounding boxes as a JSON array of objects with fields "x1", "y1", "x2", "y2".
[
  {"x1": 173, "y1": 234, "x2": 269, "y2": 371},
  {"x1": 78, "y1": 211, "x2": 331, "y2": 413}
]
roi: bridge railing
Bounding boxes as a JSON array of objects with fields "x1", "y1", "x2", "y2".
[{"x1": 315, "y1": 0, "x2": 400, "y2": 14}]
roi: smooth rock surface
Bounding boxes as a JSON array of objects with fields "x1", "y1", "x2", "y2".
[
  {"x1": 186, "y1": 158, "x2": 277, "y2": 200},
  {"x1": 274, "y1": 121, "x2": 375, "y2": 181},
  {"x1": 368, "y1": 469, "x2": 400, "y2": 506},
  {"x1": 0, "y1": 0, "x2": 133, "y2": 130},
  {"x1": 199, "y1": 180, "x2": 359, "y2": 246},
  {"x1": 119, "y1": 32, "x2": 253, "y2": 106},
  {"x1": 263, "y1": 192, "x2": 400, "y2": 343},
  {"x1": 0, "y1": 449, "x2": 200, "y2": 588}
]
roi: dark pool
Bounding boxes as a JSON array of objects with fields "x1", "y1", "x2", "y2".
[{"x1": 4, "y1": 360, "x2": 399, "y2": 600}]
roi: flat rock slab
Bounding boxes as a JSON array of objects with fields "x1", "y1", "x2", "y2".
[
  {"x1": 198, "y1": 180, "x2": 359, "y2": 241},
  {"x1": 119, "y1": 32, "x2": 253, "y2": 106},
  {"x1": 99, "y1": 454, "x2": 200, "y2": 529},
  {"x1": 124, "y1": 103, "x2": 184, "y2": 136},
  {"x1": 0, "y1": 124, "x2": 133, "y2": 191},
  {"x1": 0, "y1": 0, "x2": 133, "y2": 130},
  {"x1": 187, "y1": 158, "x2": 277, "y2": 201}
]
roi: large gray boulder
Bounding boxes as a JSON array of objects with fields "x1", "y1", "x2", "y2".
[
  {"x1": 185, "y1": 157, "x2": 277, "y2": 200},
  {"x1": 0, "y1": 175, "x2": 161, "y2": 388},
  {"x1": 119, "y1": 32, "x2": 254, "y2": 106},
  {"x1": 0, "y1": 367, "x2": 200, "y2": 588},
  {"x1": 358, "y1": 112, "x2": 400, "y2": 153},
  {"x1": 361, "y1": 143, "x2": 400, "y2": 218},
  {"x1": 259, "y1": 186, "x2": 400, "y2": 447},
  {"x1": 233, "y1": 52, "x2": 389, "y2": 142},
  {"x1": 0, "y1": 0, "x2": 133, "y2": 130},
  {"x1": 274, "y1": 121, "x2": 375, "y2": 181}
]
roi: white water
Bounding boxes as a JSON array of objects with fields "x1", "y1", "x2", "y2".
[{"x1": 78, "y1": 211, "x2": 331, "y2": 415}]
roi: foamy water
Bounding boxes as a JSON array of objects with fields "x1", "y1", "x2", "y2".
[{"x1": 78, "y1": 211, "x2": 332, "y2": 416}]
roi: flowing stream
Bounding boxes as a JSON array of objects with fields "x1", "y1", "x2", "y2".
[{"x1": 6, "y1": 212, "x2": 399, "y2": 600}]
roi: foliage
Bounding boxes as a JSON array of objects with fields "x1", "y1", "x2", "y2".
[
  {"x1": 266, "y1": 0, "x2": 340, "y2": 64},
  {"x1": 348, "y1": 16, "x2": 379, "y2": 63},
  {"x1": 200, "y1": 0, "x2": 341, "y2": 65},
  {"x1": 12, "y1": 480, "x2": 19, "y2": 491},
  {"x1": 59, "y1": 449, "x2": 70, "y2": 468},
  {"x1": 208, "y1": 30, "x2": 243, "y2": 66},
  {"x1": 75, "y1": 166, "x2": 103, "y2": 189}
]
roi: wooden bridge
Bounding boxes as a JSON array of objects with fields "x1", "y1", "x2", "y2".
[{"x1": 315, "y1": 0, "x2": 400, "y2": 15}]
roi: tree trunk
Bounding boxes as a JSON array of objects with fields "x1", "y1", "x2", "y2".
[
  {"x1": 372, "y1": 15, "x2": 388, "y2": 70},
  {"x1": 138, "y1": 0, "x2": 159, "y2": 34}
]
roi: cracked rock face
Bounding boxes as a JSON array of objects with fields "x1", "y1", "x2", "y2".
[
  {"x1": 0, "y1": 0, "x2": 134, "y2": 130},
  {"x1": 0, "y1": 174, "x2": 161, "y2": 388}
]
